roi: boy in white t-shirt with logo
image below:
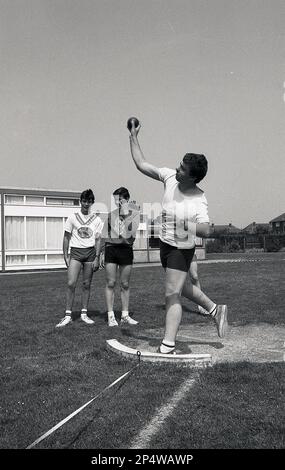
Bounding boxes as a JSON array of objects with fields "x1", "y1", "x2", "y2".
[
  {"x1": 56, "y1": 189, "x2": 104, "y2": 327},
  {"x1": 128, "y1": 119, "x2": 228, "y2": 354}
]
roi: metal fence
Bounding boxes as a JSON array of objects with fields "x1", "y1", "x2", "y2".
[{"x1": 206, "y1": 234, "x2": 285, "y2": 253}]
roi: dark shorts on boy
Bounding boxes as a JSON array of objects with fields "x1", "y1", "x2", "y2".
[
  {"x1": 70, "y1": 246, "x2": 96, "y2": 263},
  {"x1": 159, "y1": 239, "x2": 195, "y2": 272},
  {"x1": 105, "y1": 243, "x2": 133, "y2": 265}
]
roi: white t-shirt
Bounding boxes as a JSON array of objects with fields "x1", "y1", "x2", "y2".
[
  {"x1": 158, "y1": 167, "x2": 209, "y2": 249},
  {"x1": 64, "y1": 212, "x2": 104, "y2": 248}
]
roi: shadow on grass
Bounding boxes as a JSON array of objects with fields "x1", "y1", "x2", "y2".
[
  {"x1": 177, "y1": 338, "x2": 224, "y2": 349},
  {"x1": 119, "y1": 329, "x2": 223, "y2": 352},
  {"x1": 154, "y1": 303, "x2": 165, "y2": 310}
]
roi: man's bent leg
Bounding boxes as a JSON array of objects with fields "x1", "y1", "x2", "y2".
[
  {"x1": 182, "y1": 281, "x2": 215, "y2": 312},
  {"x1": 182, "y1": 278, "x2": 228, "y2": 338}
]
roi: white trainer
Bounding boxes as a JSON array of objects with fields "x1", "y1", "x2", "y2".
[
  {"x1": 108, "y1": 316, "x2": 119, "y2": 327},
  {"x1": 56, "y1": 315, "x2": 72, "y2": 328},
  {"x1": 81, "y1": 313, "x2": 94, "y2": 325},
  {"x1": 120, "y1": 315, "x2": 138, "y2": 325},
  {"x1": 198, "y1": 305, "x2": 210, "y2": 315},
  {"x1": 213, "y1": 305, "x2": 228, "y2": 338}
]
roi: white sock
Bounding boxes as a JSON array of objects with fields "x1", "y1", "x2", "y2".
[
  {"x1": 210, "y1": 304, "x2": 217, "y2": 316},
  {"x1": 160, "y1": 341, "x2": 175, "y2": 353},
  {"x1": 65, "y1": 310, "x2": 72, "y2": 316},
  {"x1": 121, "y1": 310, "x2": 129, "y2": 318},
  {"x1": 108, "y1": 311, "x2": 115, "y2": 319},
  {"x1": 81, "y1": 309, "x2": 87, "y2": 316}
]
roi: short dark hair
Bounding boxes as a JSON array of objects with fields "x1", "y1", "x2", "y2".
[
  {"x1": 80, "y1": 189, "x2": 95, "y2": 203},
  {"x1": 113, "y1": 187, "x2": 130, "y2": 201},
  {"x1": 183, "y1": 153, "x2": 208, "y2": 183}
]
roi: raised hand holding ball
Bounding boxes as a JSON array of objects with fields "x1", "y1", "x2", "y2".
[{"x1": 127, "y1": 116, "x2": 140, "y2": 132}]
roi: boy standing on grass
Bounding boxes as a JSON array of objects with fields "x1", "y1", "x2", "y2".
[
  {"x1": 56, "y1": 189, "x2": 103, "y2": 328},
  {"x1": 128, "y1": 119, "x2": 228, "y2": 354},
  {"x1": 101, "y1": 187, "x2": 140, "y2": 327}
]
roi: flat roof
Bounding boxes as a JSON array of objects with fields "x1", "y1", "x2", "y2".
[{"x1": 0, "y1": 186, "x2": 81, "y2": 197}]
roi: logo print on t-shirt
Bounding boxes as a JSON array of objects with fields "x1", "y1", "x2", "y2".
[{"x1": 77, "y1": 227, "x2": 93, "y2": 239}]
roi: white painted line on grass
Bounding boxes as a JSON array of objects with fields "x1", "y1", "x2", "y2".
[
  {"x1": 129, "y1": 376, "x2": 197, "y2": 449},
  {"x1": 1, "y1": 257, "x2": 284, "y2": 277},
  {"x1": 1, "y1": 257, "x2": 284, "y2": 276}
]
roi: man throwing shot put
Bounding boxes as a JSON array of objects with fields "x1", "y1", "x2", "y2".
[{"x1": 128, "y1": 118, "x2": 228, "y2": 354}]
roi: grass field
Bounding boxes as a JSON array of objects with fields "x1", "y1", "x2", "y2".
[{"x1": 1, "y1": 253, "x2": 285, "y2": 449}]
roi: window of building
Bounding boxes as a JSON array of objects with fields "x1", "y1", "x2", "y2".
[
  {"x1": 46, "y1": 197, "x2": 79, "y2": 206},
  {"x1": 25, "y1": 196, "x2": 45, "y2": 205},
  {"x1": 27, "y1": 254, "x2": 46, "y2": 265},
  {"x1": 195, "y1": 237, "x2": 203, "y2": 247},
  {"x1": 6, "y1": 255, "x2": 26, "y2": 265},
  {"x1": 5, "y1": 216, "x2": 25, "y2": 249},
  {"x1": 47, "y1": 254, "x2": 64, "y2": 264},
  {"x1": 5, "y1": 195, "x2": 24, "y2": 205},
  {"x1": 26, "y1": 217, "x2": 45, "y2": 249},
  {"x1": 133, "y1": 236, "x2": 147, "y2": 250},
  {"x1": 46, "y1": 218, "x2": 64, "y2": 249}
]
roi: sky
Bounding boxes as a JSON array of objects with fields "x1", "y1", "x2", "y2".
[{"x1": 1, "y1": 0, "x2": 285, "y2": 227}]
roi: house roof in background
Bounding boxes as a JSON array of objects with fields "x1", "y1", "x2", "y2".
[{"x1": 270, "y1": 213, "x2": 285, "y2": 223}]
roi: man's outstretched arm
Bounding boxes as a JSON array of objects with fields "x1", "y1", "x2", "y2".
[{"x1": 128, "y1": 119, "x2": 160, "y2": 181}]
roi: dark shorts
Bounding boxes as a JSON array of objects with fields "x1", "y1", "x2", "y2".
[
  {"x1": 105, "y1": 244, "x2": 133, "y2": 266},
  {"x1": 70, "y1": 246, "x2": 96, "y2": 263},
  {"x1": 159, "y1": 239, "x2": 195, "y2": 273}
]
